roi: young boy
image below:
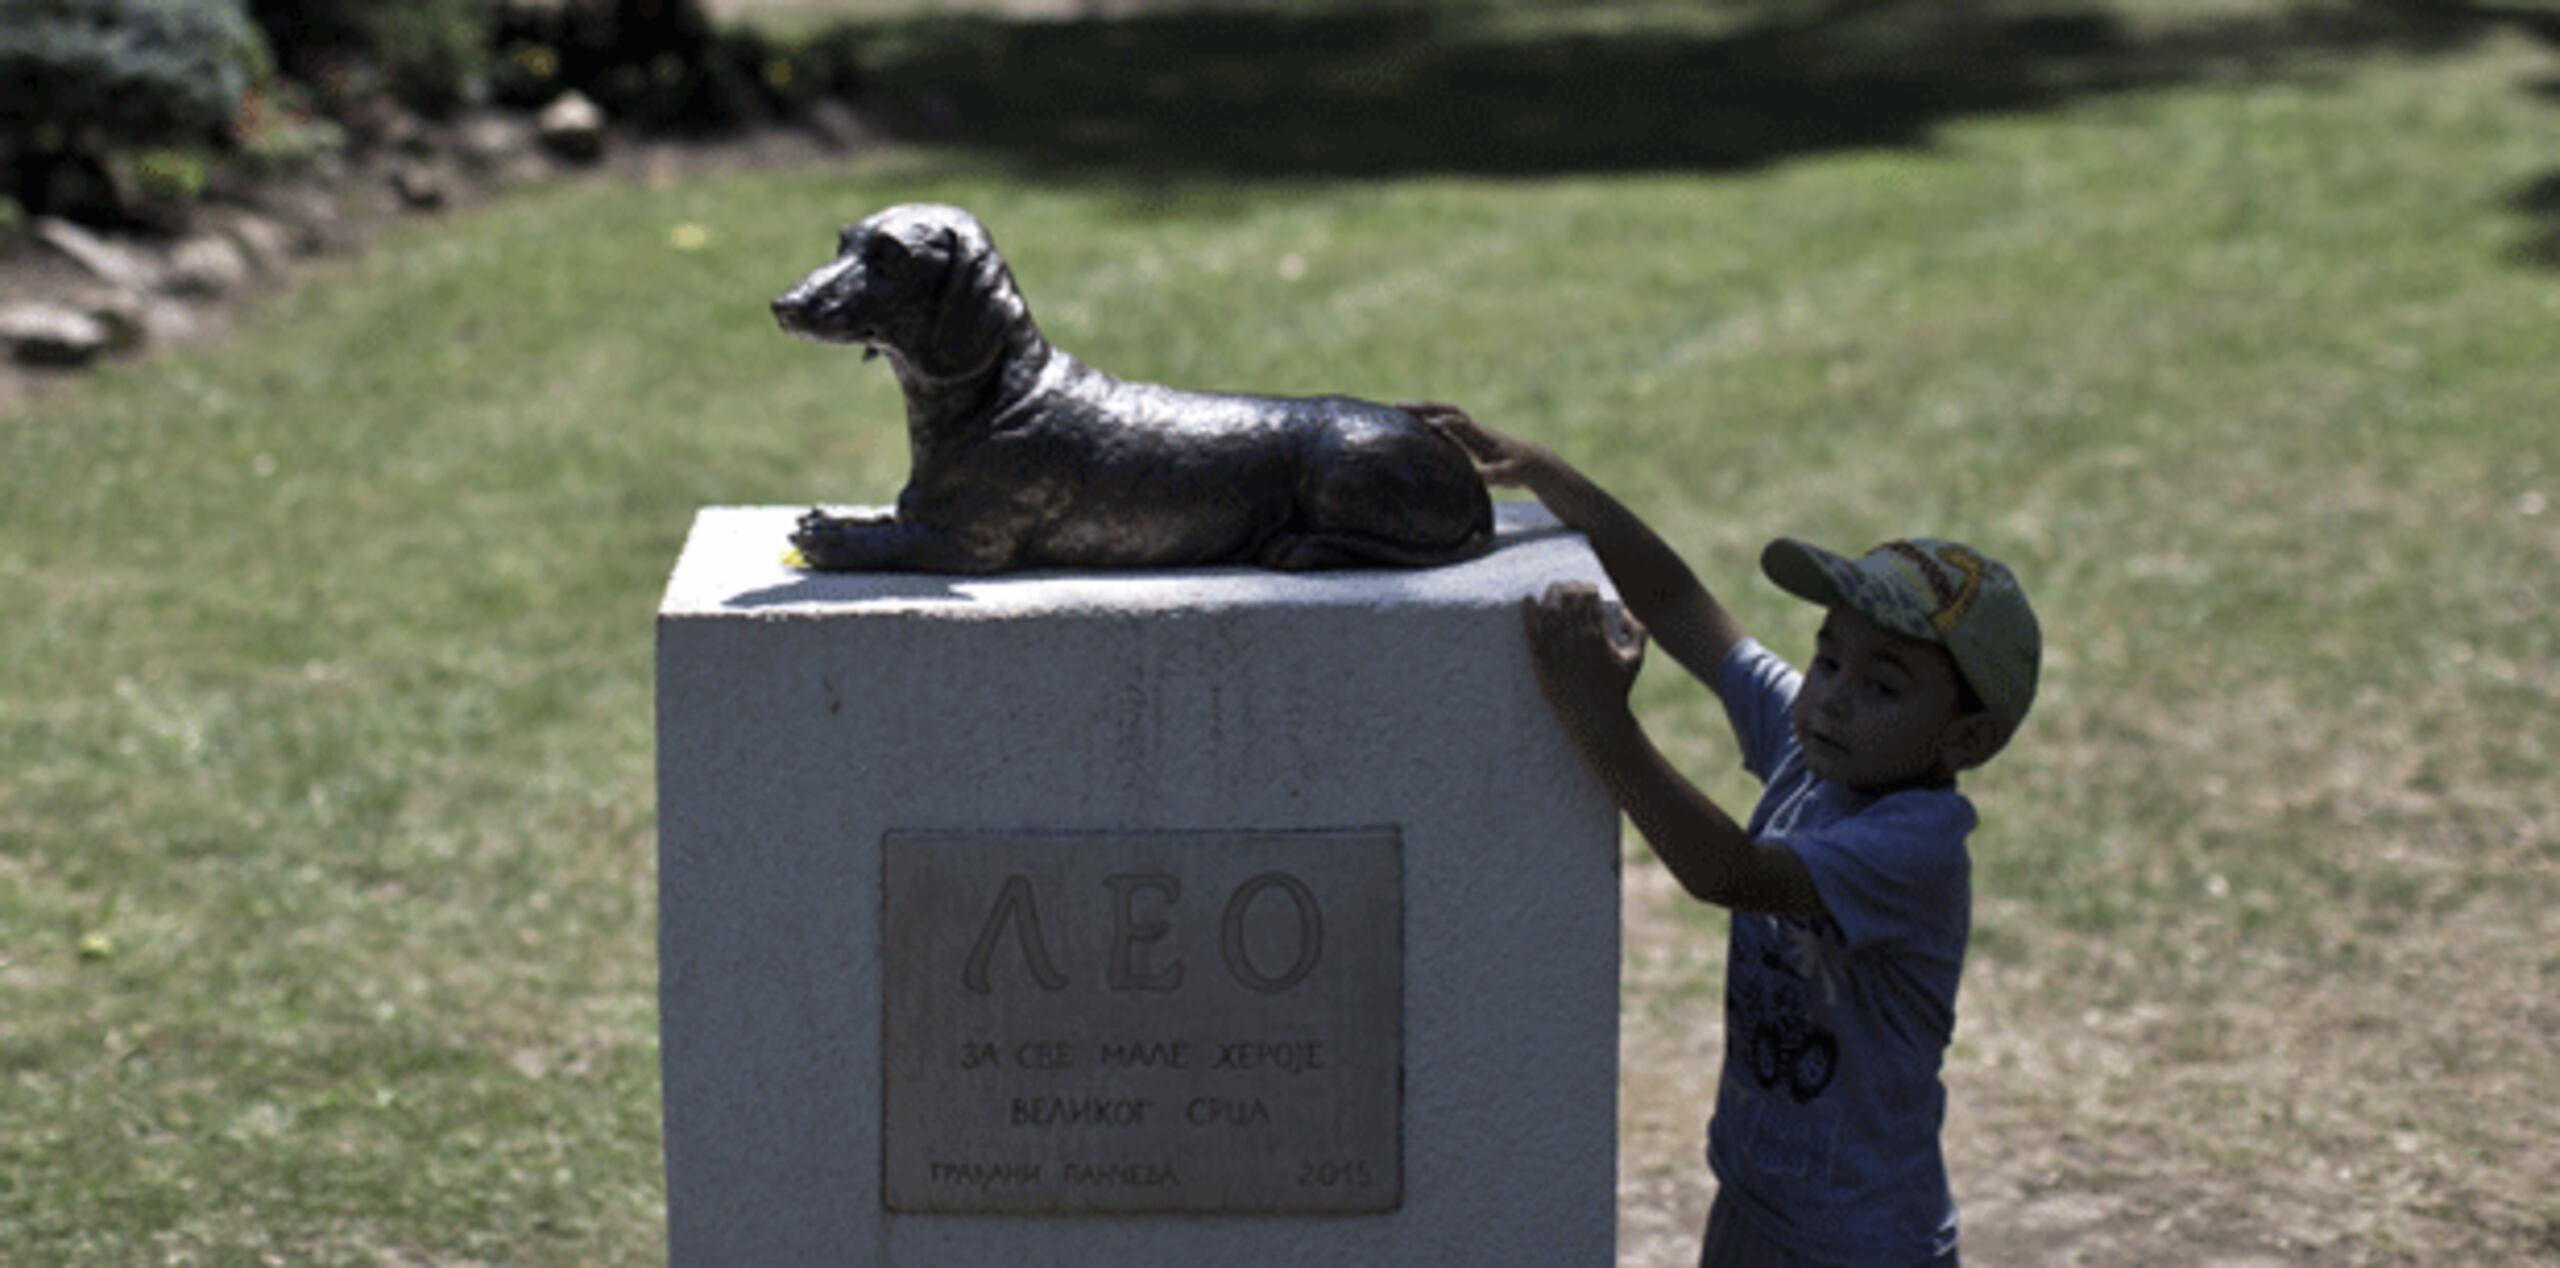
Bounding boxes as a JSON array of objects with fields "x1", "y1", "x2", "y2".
[{"x1": 1410, "y1": 405, "x2": 2040, "y2": 1267}]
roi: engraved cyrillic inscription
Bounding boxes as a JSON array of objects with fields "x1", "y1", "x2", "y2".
[{"x1": 882, "y1": 830, "x2": 1403, "y2": 1214}]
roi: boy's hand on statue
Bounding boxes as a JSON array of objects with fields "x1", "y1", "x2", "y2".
[
  {"x1": 1522, "y1": 582, "x2": 1647, "y2": 726},
  {"x1": 1403, "y1": 401, "x2": 1547, "y2": 488}
]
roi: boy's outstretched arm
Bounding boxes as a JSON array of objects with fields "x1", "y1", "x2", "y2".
[
  {"x1": 1407, "y1": 403, "x2": 1743, "y2": 681},
  {"x1": 1523, "y1": 583, "x2": 1823, "y2": 917}
]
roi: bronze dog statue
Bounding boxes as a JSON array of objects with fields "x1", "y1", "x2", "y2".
[{"x1": 770, "y1": 204, "x2": 1493, "y2": 573}]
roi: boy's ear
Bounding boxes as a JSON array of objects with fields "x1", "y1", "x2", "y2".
[{"x1": 1938, "y1": 711, "x2": 2010, "y2": 774}]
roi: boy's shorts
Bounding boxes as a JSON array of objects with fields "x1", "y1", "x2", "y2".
[{"x1": 1698, "y1": 1187, "x2": 1961, "y2": 1268}]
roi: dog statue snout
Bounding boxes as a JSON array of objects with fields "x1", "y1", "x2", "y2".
[
  {"x1": 771, "y1": 290, "x2": 808, "y2": 331},
  {"x1": 772, "y1": 286, "x2": 840, "y2": 343}
]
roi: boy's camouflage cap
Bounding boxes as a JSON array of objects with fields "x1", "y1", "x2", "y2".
[{"x1": 1760, "y1": 537, "x2": 2042, "y2": 734}]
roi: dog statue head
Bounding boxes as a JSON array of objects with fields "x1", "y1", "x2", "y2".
[{"x1": 772, "y1": 203, "x2": 1035, "y2": 384}]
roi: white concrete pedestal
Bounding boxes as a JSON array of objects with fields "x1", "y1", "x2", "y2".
[{"x1": 656, "y1": 502, "x2": 1621, "y2": 1265}]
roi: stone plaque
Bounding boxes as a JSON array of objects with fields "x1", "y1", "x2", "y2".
[{"x1": 881, "y1": 829, "x2": 1403, "y2": 1214}]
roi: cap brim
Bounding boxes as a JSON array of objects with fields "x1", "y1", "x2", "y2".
[{"x1": 1760, "y1": 538, "x2": 1856, "y2": 610}]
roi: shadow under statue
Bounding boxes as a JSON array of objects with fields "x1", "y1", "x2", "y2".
[{"x1": 770, "y1": 203, "x2": 1493, "y2": 573}]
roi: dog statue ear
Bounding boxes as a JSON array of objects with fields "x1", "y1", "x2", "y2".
[{"x1": 922, "y1": 223, "x2": 1028, "y2": 382}]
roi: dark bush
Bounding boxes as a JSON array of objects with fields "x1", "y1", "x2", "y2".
[
  {"x1": 729, "y1": 25, "x2": 869, "y2": 117},
  {"x1": 0, "y1": 0, "x2": 273, "y2": 218},
  {"x1": 244, "y1": 0, "x2": 489, "y2": 114},
  {"x1": 491, "y1": 0, "x2": 865, "y2": 130},
  {"x1": 0, "y1": 0, "x2": 271, "y2": 149}
]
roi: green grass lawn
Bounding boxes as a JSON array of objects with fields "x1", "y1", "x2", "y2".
[{"x1": 5, "y1": 1, "x2": 2557, "y2": 1261}]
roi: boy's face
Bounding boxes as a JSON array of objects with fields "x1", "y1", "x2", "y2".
[{"x1": 1792, "y1": 606, "x2": 1988, "y2": 793}]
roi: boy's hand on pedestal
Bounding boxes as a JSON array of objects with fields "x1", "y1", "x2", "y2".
[{"x1": 1522, "y1": 582, "x2": 1648, "y2": 740}]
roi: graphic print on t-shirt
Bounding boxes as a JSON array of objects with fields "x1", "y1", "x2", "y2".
[
  {"x1": 1731, "y1": 918, "x2": 1841, "y2": 1105},
  {"x1": 1733, "y1": 783, "x2": 1847, "y2": 1106}
]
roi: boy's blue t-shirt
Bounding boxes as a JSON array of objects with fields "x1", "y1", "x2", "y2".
[{"x1": 1708, "y1": 638, "x2": 1974, "y2": 1264}]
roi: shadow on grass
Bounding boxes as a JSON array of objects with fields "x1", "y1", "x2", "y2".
[
  {"x1": 2348, "y1": 0, "x2": 2560, "y2": 269},
  {"x1": 2504, "y1": 169, "x2": 2560, "y2": 268},
  {"x1": 849, "y1": 0, "x2": 2517, "y2": 185},
  {"x1": 2358, "y1": 0, "x2": 2560, "y2": 49}
]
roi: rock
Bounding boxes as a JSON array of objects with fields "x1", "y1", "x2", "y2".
[
  {"x1": 165, "y1": 233, "x2": 254, "y2": 297},
  {"x1": 390, "y1": 162, "x2": 449, "y2": 211},
  {"x1": 498, "y1": 148, "x2": 554, "y2": 186},
  {"x1": 455, "y1": 110, "x2": 553, "y2": 185},
  {"x1": 140, "y1": 298, "x2": 199, "y2": 346},
  {"x1": 455, "y1": 109, "x2": 537, "y2": 170},
  {"x1": 248, "y1": 184, "x2": 344, "y2": 255},
  {"x1": 1, "y1": 303, "x2": 112, "y2": 368},
  {"x1": 32, "y1": 217, "x2": 163, "y2": 293},
  {"x1": 804, "y1": 98, "x2": 878, "y2": 152},
  {"x1": 357, "y1": 101, "x2": 436, "y2": 159},
  {"x1": 216, "y1": 210, "x2": 296, "y2": 275},
  {"x1": 72, "y1": 289, "x2": 151, "y2": 354},
  {"x1": 537, "y1": 91, "x2": 608, "y2": 164}
]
